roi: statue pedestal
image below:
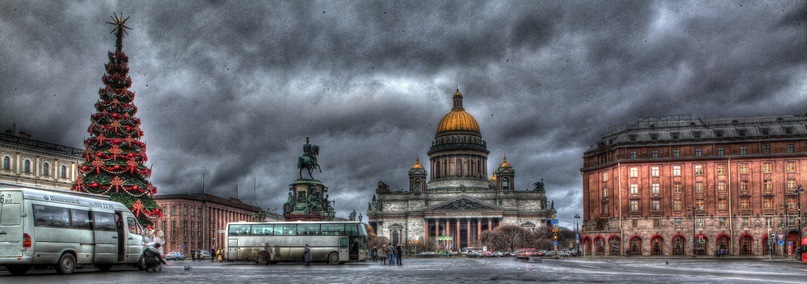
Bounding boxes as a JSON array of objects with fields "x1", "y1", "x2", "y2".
[{"x1": 283, "y1": 179, "x2": 333, "y2": 221}]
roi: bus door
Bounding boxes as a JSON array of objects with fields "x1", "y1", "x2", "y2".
[
  {"x1": 114, "y1": 212, "x2": 125, "y2": 262},
  {"x1": 338, "y1": 237, "x2": 349, "y2": 262},
  {"x1": 92, "y1": 211, "x2": 118, "y2": 263},
  {"x1": 227, "y1": 238, "x2": 238, "y2": 260},
  {"x1": 0, "y1": 191, "x2": 23, "y2": 257},
  {"x1": 124, "y1": 215, "x2": 143, "y2": 263}
]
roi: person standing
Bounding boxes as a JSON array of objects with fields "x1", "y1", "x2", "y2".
[
  {"x1": 303, "y1": 244, "x2": 312, "y2": 266},
  {"x1": 386, "y1": 243, "x2": 395, "y2": 266},
  {"x1": 210, "y1": 247, "x2": 216, "y2": 262},
  {"x1": 396, "y1": 243, "x2": 403, "y2": 265},
  {"x1": 191, "y1": 250, "x2": 197, "y2": 262},
  {"x1": 379, "y1": 246, "x2": 387, "y2": 265}
]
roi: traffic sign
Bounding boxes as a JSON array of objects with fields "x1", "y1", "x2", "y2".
[
  {"x1": 550, "y1": 219, "x2": 559, "y2": 225},
  {"x1": 553, "y1": 241, "x2": 558, "y2": 246},
  {"x1": 788, "y1": 241, "x2": 793, "y2": 245},
  {"x1": 779, "y1": 240, "x2": 785, "y2": 246}
]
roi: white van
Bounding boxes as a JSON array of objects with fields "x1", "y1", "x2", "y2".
[{"x1": 0, "y1": 184, "x2": 146, "y2": 275}]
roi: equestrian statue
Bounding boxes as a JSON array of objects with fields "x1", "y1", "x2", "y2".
[{"x1": 297, "y1": 137, "x2": 322, "y2": 179}]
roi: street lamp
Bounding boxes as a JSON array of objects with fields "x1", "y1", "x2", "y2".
[
  {"x1": 688, "y1": 207, "x2": 697, "y2": 257},
  {"x1": 797, "y1": 185, "x2": 804, "y2": 253},
  {"x1": 574, "y1": 213, "x2": 581, "y2": 256}
]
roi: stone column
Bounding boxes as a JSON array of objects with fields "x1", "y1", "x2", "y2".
[
  {"x1": 456, "y1": 218, "x2": 460, "y2": 249},
  {"x1": 477, "y1": 218, "x2": 482, "y2": 244},
  {"x1": 434, "y1": 219, "x2": 439, "y2": 240},
  {"x1": 466, "y1": 218, "x2": 471, "y2": 248},
  {"x1": 487, "y1": 218, "x2": 492, "y2": 233}
]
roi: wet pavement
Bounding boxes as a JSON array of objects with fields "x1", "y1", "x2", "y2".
[{"x1": 2, "y1": 256, "x2": 806, "y2": 283}]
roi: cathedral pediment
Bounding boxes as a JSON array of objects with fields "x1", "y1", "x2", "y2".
[{"x1": 427, "y1": 197, "x2": 500, "y2": 211}]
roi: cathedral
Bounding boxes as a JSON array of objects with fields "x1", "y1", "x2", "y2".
[{"x1": 366, "y1": 89, "x2": 554, "y2": 250}]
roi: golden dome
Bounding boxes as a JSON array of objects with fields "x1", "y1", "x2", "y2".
[
  {"x1": 499, "y1": 156, "x2": 511, "y2": 168},
  {"x1": 435, "y1": 89, "x2": 480, "y2": 134},
  {"x1": 490, "y1": 173, "x2": 497, "y2": 181},
  {"x1": 411, "y1": 157, "x2": 423, "y2": 169}
]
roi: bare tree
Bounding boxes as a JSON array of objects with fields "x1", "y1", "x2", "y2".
[{"x1": 492, "y1": 225, "x2": 531, "y2": 252}]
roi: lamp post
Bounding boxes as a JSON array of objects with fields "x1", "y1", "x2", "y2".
[
  {"x1": 797, "y1": 185, "x2": 804, "y2": 254},
  {"x1": 688, "y1": 207, "x2": 697, "y2": 257},
  {"x1": 574, "y1": 213, "x2": 581, "y2": 257}
]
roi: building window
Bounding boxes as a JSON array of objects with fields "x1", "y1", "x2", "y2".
[
  {"x1": 762, "y1": 163, "x2": 772, "y2": 173},
  {"x1": 718, "y1": 200, "x2": 727, "y2": 210},
  {"x1": 785, "y1": 126, "x2": 793, "y2": 134},
  {"x1": 694, "y1": 165, "x2": 703, "y2": 175},
  {"x1": 630, "y1": 184, "x2": 638, "y2": 195},
  {"x1": 787, "y1": 144, "x2": 794, "y2": 153},
  {"x1": 763, "y1": 198, "x2": 773, "y2": 209},
  {"x1": 190, "y1": 207, "x2": 194, "y2": 216},
  {"x1": 763, "y1": 180, "x2": 772, "y2": 192},
  {"x1": 739, "y1": 163, "x2": 748, "y2": 174},
  {"x1": 762, "y1": 145, "x2": 770, "y2": 154},
  {"x1": 602, "y1": 205, "x2": 609, "y2": 215},
  {"x1": 738, "y1": 129, "x2": 746, "y2": 137},
  {"x1": 23, "y1": 159, "x2": 31, "y2": 174},
  {"x1": 171, "y1": 206, "x2": 176, "y2": 215},
  {"x1": 651, "y1": 150, "x2": 658, "y2": 159},
  {"x1": 630, "y1": 151, "x2": 637, "y2": 160},
  {"x1": 717, "y1": 164, "x2": 725, "y2": 175},
  {"x1": 787, "y1": 161, "x2": 796, "y2": 172},
  {"x1": 673, "y1": 183, "x2": 682, "y2": 194},
  {"x1": 673, "y1": 149, "x2": 680, "y2": 158},
  {"x1": 653, "y1": 219, "x2": 660, "y2": 228},
  {"x1": 740, "y1": 180, "x2": 749, "y2": 192},
  {"x1": 717, "y1": 147, "x2": 724, "y2": 156},
  {"x1": 696, "y1": 200, "x2": 704, "y2": 210},
  {"x1": 651, "y1": 166, "x2": 659, "y2": 177},
  {"x1": 652, "y1": 200, "x2": 661, "y2": 211},
  {"x1": 788, "y1": 198, "x2": 797, "y2": 209},
  {"x1": 718, "y1": 182, "x2": 726, "y2": 192},
  {"x1": 630, "y1": 167, "x2": 638, "y2": 178},
  {"x1": 740, "y1": 198, "x2": 750, "y2": 209},
  {"x1": 630, "y1": 200, "x2": 639, "y2": 212},
  {"x1": 2, "y1": 156, "x2": 10, "y2": 170},
  {"x1": 719, "y1": 217, "x2": 727, "y2": 227},
  {"x1": 42, "y1": 162, "x2": 50, "y2": 177},
  {"x1": 697, "y1": 218, "x2": 704, "y2": 227},
  {"x1": 602, "y1": 172, "x2": 608, "y2": 182},
  {"x1": 183, "y1": 206, "x2": 188, "y2": 216},
  {"x1": 671, "y1": 132, "x2": 680, "y2": 140},
  {"x1": 60, "y1": 165, "x2": 67, "y2": 178},
  {"x1": 695, "y1": 182, "x2": 703, "y2": 193},
  {"x1": 674, "y1": 200, "x2": 682, "y2": 211},
  {"x1": 602, "y1": 187, "x2": 608, "y2": 198},
  {"x1": 673, "y1": 166, "x2": 681, "y2": 176},
  {"x1": 674, "y1": 218, "x2": 681, "y2": 227},
  {"x1": 788, "y1": 179, "x2": 796, "y2": 190},
  {"x1": 651, "y1": 183, "x2": 659, "y2": 194},
  {"x1": 695, "y1": 148, "x2": 702, "y2": 157},
  {"x1": 740, "y1": 146, "x2": 747, "y2": 155},
  {"x1": 741, "y1": 217, "x2": 750, "y2": 227},
  {"x1": 632, "y1": 219, "x2": 638, "y2": 227},
  {"x1": 715, "y1": 130, "x2": 724, "y2": 138}
]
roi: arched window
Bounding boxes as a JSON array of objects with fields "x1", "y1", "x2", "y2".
[
  {"x1": 609, "y1": 237, "x2": 621, "y2": 255},
  {"x1": 672, "y1": 236, "x2": 685, "y2": 255},
  {"x1": 651, "y1": 237, "x2": 664, "y2": 255},
  {"x1": 435, "y1": 161, "x2": 441, "y2": 179},
  {"x1": 2, "y1": 156, "x2": 9, "y2": 170},
  {"x1": 740, "y1": 236, "x2": 753, "y2": 255},
  {"x1": 595, "y1": 238, "x2": 605, "y2": 256},
  {"x1": 60, "y1": 165, "x2": 68, "y2": 179},
  {"x1": 630, "y1": 237, "x2": 642, "y2": 255},
  {"x1": 42, "y1": 162, "x2": 50, "y2": 177},
  {"x1": 502, "y1": 178, "x2": 510, "y2": 190},
  {"x1": 717, "y1": 236, "x2": 730, "y2": 256},
  {"x1": 23, "y1": 159, "x2": 31, "y2": 174}
]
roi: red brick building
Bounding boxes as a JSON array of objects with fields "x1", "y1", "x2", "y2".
[
  {"x1": 581, "y1": 114, "x2": 807, "y2": 257},
  {"x1": 154, "y1": 193, "x2": 281, "y2": 254}
]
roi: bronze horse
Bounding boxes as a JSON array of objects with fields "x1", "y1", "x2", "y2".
[{"x1": 298, "y1": 144, "x2": 321, "y2": 179}]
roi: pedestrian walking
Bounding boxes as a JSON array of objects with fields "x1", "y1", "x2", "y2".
[
  {"x1": 372, "y1": 246, "x2": 378, "y2": 262},
  {"x1": 379, "y1": 246, "x2": 387, "y2": 265},
  {"x1": 191, "y1": 250, "x2": 197, "y2": 262},
  {"x1": 304, "y1": 244, "x2": 312, "y2": 266},
  {"x1": 396, "y1": 243, "x2": 403, "y2": 265},
  {"x1": 211, "y1": 247, "x2": 216, "y2": 262},
  {"x1": 386, "y1": 243, "x2": 395, "y2": 266}
]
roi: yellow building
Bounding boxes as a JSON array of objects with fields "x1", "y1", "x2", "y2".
[{"x1": 0, "y1": 130, "x2": 82, "y2": 189}]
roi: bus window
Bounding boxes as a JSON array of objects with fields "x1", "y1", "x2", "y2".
[
  {"x1": 126, "y1": 217, "x2": 139, "y2": 234},
  {"x1": 345, "y1": 224, "x2": 359, "y2": 236},
  {"x1": 274, "y1": 224, "x2": 296, "y2": 236},
  {"x1": 229, "y1": 224, "x2": 251, "y2": 236},
  {"x1": 71, "y1": 209, "x2": 91, "y2": 230},
  {"x1": 93, "y1": 212, "x2": 117, "y2": 231},
  {"x1": 297, "y1": 224, "x2": 320, "y2": 236},
  {"x1": 321, "y1": 224, "x2": 344, "y2": 236},
  {"x1": 252, "y1": 224, "x2": 273, "y2": 236},
  {"x1": 33, "y1": 205, "x2": 69, "y2": 228}
]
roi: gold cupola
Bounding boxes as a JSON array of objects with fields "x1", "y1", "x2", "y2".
[
  {"x1": 499, "y1": 156, "x2": 511, "y2": 168},
  {"x1": 435, "y1": 89, "x2": 481, "y2": 135},
  {"x1": 411, "y1": 157, "x2": 424, "y2": 169}
]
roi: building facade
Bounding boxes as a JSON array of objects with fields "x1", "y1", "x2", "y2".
[
  {"x1": 581, "y1": 114, "x2": 807, "y2": 257},
  {"x1": 0, "y1": 130, "x2": 82, "y2": 189},
  {"x1": 366, "y1": 89, "x2": 552, "y2": 250},
  {"x1": 154, "y1": 193, "x2": 282, "y2": 254}
]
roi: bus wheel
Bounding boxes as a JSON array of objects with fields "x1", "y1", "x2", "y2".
[
  {"x1": 55, "y1": 253, "x2": 76, "y2": 275},
  {"x1": 97, "y1": 264, "x2": 112, "y2": 272},
  {"x1": 327, "y1": 252, "x2": 339, "y2": 265},
  {"x1": 7, "y1": 265, "x2": 29, "y2": 275}
]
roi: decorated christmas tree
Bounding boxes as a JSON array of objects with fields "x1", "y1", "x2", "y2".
[{"x1": 72, "y1": 13, "x2": 163, "y2": 226}]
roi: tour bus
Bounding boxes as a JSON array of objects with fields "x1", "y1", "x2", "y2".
[
  {"x1": 0, "y1": 184, "x2": 146, "y2": 275},
  {"x1": 225, "y1": 221, "x2": 368, "y2": 265}
]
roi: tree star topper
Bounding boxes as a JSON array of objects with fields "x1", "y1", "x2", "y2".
[{"x1": 106, "y1": 12, "x2": 132, "y2": 51}]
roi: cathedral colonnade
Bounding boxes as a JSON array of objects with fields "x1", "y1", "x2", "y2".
[{"x1": 422, "y1": 217, "x2": 501, "y2": 249}]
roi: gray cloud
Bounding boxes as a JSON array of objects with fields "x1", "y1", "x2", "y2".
[{"x1": 1, "y1": 0, "x2": 805, "y2": 226}]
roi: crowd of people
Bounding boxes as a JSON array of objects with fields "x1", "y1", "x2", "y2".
[{"x1": 370, "y1": 243, "x2": 404, "y2": 266}]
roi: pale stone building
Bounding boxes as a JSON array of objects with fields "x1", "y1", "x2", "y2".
[
  {"x1": 0, "y1": 130, "x2": 82, "y2": 189},
  {"x1": 366, "y1": 89, "x2": 553, "y2": 249}
]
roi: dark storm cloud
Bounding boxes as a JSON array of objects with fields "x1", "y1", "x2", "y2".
[{"x1": 1, "y1": 0, "x2": 805, "y2": 225}]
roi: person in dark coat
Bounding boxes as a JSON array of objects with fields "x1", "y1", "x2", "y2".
[
  {"x1": 395, "y1": 243, "x2": 403, "y2": 265},
  {"x1": 303, "y1": 244, "x2": 312, "y2": 266},
  {"x1": 143, "y1": 243, "x2": 170, "y2": 272}
]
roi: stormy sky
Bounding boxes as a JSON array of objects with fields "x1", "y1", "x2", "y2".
[{"x1": 1, "y1": 0, "x2": 805, "y2": 227}]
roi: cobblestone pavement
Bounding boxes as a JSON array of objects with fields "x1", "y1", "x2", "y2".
[{"x1": 2, "y1": 257, "x2": 806, "y2": 283}]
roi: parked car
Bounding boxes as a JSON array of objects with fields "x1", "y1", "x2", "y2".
[
  {"x1": 481, "y1": 251, "x2": 494, "y2": 257},
  {"x1": 465, "y1": 251, "x2": 482, "y2": 258},
  {"x1": 165, "y1": 251, "x2": 186, "y2": 261},
  {"x1": 199, "y1": 251, "x2": 212, "y2": 260}
]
